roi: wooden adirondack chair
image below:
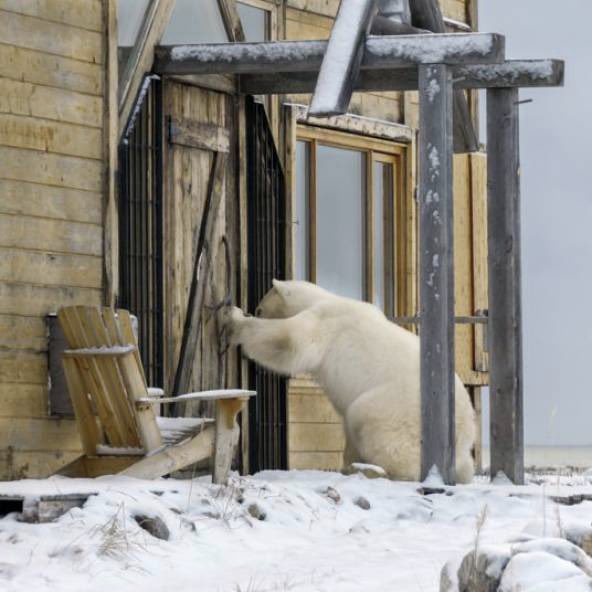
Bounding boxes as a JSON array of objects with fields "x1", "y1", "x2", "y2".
[{"x1": 56, "y1": 306, "x2": 254, "y2": 483}]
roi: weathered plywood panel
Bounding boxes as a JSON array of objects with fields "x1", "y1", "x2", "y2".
[
  {"x1": 288, "y1": 422, "x2": 346, "y2": 452},
  {"x1": 0, "y1": 215, "x2": 102, "y2": 256},
  {"x1": 289, "y1": 451, "x2": 343, "y2": 471},
  {"x1": 0, "y1": 0, "x2": 103, "y2": 32},
  {"x1": 0, "y1": 45, "x2": 103, "y2": 95},
  {"x1": 0, "y1": 9, "x2": 102, "y2": 64},
  {"x1": 0, "y1": 314, "x2": 47, "y2": 351},
  {"x1": 0, "y1": 383, "x2": 48, "y2": 417},
  {"x1": 0, "y1": 350, "x2": 47, "y2": 384},
  {"x1": 0, "y1": 283, "x2": 101, "y2": 317},
  {"x1": 0, "y1": 146, "x2": 103, "y2": 192},
  {"x1": 0, "y1": 450, "x2": 81, "y2": 480},
  {"x1": 442, "y1": 0, "x2": 467, "y2": 23},
  {"x1": 0, "y1": 113, "x2": 102, "y2": 160},
  {"x1": 0, "y1": 417, "x2": 81, "y2": 451},
  {"x1": 0, "y1": 79, "x2": 103, "y2": 128},
  {"x1": 289, "y1": 392, "x2": 341, "y2": 424},
  {"x1": 0, "y1": 248, "x2": 102, "y2": 289},
  {"x1": 0, "y1": 179, "x2": 102, "y2": 224}
]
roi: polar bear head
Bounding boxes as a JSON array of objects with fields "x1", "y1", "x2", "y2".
[{"x1": 255, "y1": 279, "x2": 334, "y2": 318}]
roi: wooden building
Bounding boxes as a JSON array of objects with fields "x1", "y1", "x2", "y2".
[{"x1": 0, "y1": 0, "x2": 490, "y2": 480}]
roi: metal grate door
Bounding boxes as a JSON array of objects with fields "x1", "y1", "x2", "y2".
[
  {"x1": 118, "y1": 77, "x2": 164, "y2": 388},
  {"x1": 246, "y1": 97, "x2": 288, "y2": 471}
]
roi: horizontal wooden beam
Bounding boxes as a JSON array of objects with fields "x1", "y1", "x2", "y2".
[
  {"x1": 154, "y1": 33, "x2": 505, "y2": 75},
  {"x1": 238, "y1": 60, "x2": 564, "y2": 94}
]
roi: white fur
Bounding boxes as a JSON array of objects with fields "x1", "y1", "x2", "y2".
[{"x1": 224, "y1": 280, "x2": 476, "y2": 483}]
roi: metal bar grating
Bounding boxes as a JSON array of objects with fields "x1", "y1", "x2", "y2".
[
  {"x1": 246, "y1": 97, "x2": 288, "y2": 472},
  {"x1": 118, "y1": 77, "x2": 164, "y2": 388}
]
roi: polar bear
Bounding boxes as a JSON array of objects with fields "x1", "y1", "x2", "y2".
[{"x1": 223, "y1": 280, "x2": 476, "y2": 483}]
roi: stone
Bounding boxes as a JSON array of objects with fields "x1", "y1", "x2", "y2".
[
  {"x1": 323, "y1": 487, "x2": 341, "y2": 504},
  {"x1": 455, "y1": 546, "x2": 511, "y2": 592},
  {"x1": 133, "y1": 514, "x2": 170, "y2": 541},
  {"x1": 354, "y1": 496, "x2": 371, "y2": 510},
  {"x1": 247, "y1": 503, "x2": 266, "y2": 521}
]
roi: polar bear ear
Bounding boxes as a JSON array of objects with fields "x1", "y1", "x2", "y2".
[{"x1": 272, "y1": 278, "x2": 290, "y2": 299}]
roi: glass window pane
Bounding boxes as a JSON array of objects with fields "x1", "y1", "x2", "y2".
[
  {"x1": 316, "y1": 145, "x2": 365, "y2": 300},
  {"x1": 237, "y1": 2, "x2": 269, "y2": 41},
  {"x1": 373, "y1": 162, "x2": 386, "y2": 310},
  {"x1": 162, "y1": 0, "x2": 228, "y2": 44},
  {"x1": 118, "y1": 0, "x2": 151, "y2": 47},
  {"x1": 295, "y1": 141, "x2": 310, "y2": 281}
]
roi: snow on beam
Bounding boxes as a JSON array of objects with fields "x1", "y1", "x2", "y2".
[
  {"x1": 308, "y1": 0, "x2": 379, "y2": 117},
  {"x1": 238, "y1": 60, "x2": 564, "y2": 95},
  {"x1": 153, "y1": 33, "x2": 505, "y2": 76}
]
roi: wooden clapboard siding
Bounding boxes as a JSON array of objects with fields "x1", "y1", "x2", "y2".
[
  {"x1": 0, "y1": 0, "x2": 107, "y2": 478},
  {"x1": 0, "y1": 79, "x2": 103, "y2": 128},
  {"x1": 0, "y1": 0, "x2": 103, "y2": 32},
  {"x1": 284, "y1": 6, "x2": 402, "y2": 124},
  {"x1": 289, "y1": 451, "x2": 343, "y2": 471},
  {"x1": 0, "y1": 9, "x2": 103, "y2": 64},
  {"x1": 0, "y1": 180, "x2": 102, "y2": 225}
]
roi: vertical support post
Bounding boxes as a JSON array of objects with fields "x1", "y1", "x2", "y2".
[
  {"x1": 418, "y1": 64, "x2": 455, "y2": 484},
  {"x1": 486, "y1": 87, "x2": 524, "y2": 485}
]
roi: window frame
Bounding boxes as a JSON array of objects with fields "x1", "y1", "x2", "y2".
[{"x1": 295, "y1": 125, "x2": 411, "y2": 318}]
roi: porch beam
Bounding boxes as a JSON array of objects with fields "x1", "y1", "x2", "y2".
[
  {"x1": 309, "y1": 0, "x2": 379, "y2": 117},
  {"x1": 154, "y1": 33, "x2": 505, "y2": 75},
  {"x1": 487, "y1": 87, "x2": 524, "y2": 485},
  {"x1": 238, "y1": 60, "x2": 564, "y2": 95},
  {"x1": 418, "y1": 64, "x2": 455, "y2": 484}
]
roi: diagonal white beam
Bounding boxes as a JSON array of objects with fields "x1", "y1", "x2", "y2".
[{"x1": 308, "y1": 0, "x2": 379, "y2": 117}]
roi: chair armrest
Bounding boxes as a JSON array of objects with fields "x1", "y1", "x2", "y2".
[{"x1": 136, "y1": 389, "x2": 256, "y2": 405}]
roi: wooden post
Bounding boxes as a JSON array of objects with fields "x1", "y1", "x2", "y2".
[
  {"x1": 418, "y1": 64, "x2": 455, "y2": 484},
  {"x1": 486, "y1": 87, "x2": 524, "y2": 485}
]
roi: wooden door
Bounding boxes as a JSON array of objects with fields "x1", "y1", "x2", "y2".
[{"x1": 162, "y1": 81, "x2": 238, "y2": 412}]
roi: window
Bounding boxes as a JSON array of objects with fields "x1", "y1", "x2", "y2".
[
  {"x1": 237, "y1": 1, "x2": 270, "y2": 42},
  {"x1": 295, "y1": 127, "x2": 406, "y2": 316},
  {"x1": 162, "y1": 0, "x2": 228, "y2": 44}
]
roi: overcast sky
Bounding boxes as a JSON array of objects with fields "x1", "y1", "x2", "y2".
[{"x1": 478, "y1": 1, "x2": 592, "y2": 446}]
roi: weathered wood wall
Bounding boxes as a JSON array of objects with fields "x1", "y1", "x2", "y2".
[
  {"x1": 0, "y1": 0, "x2": 107, "y2": 478},
  {"x1": 283, "y1": 0, "x2": 486, "y2": 471}
]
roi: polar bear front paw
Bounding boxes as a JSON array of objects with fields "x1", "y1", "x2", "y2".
[{"x1": 219, "y1": 305, "x2": 248, "y2": 344}]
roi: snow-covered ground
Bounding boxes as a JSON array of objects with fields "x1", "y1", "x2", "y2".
[{"x1": 1, "y1": 470, "x2": 592, "y2": 592}]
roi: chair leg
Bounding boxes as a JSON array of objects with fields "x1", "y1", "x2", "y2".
[{"x1": 213, "y1": 398, "x2": 247, "y2": 485}]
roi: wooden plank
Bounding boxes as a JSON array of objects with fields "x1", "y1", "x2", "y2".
[
  {"x1": 0, "y1": 45, "x2": 103, "y2": 96},
  {"x1": 470, "y1": 153, "x2": 489, "y2": 373},
  {"x1": 0, "y1": 450, "x2": 81, "y2": 480},
  {"x1": 289, "y1": 392, "x2": 341, "y2": 424},
  {"x1": 57, "y1": 455, "x2": 138, "y2": 477},
  {"x1": 0, "y1": 214, "x2": 102, "y2": 256},
  {"x1": 0, "y1": 383, "x2": 48, "y2": 418},
  {"x1": 0, "y1": 351, "x2": 47, "y2": 384},
  {"x1": 0, "y1": 78, "x2": 102, "y2": 128},
  {"x1": 308, "y1": 0, "x2": 378, "y2": 117},
  {"x1": 0, "y1": 113, "x2": 102, "y2": 160},
  {"x1": 0, "y1": 0, "x2": 103, "y2": 32},
  {"x1": 0, "y1": 9, "x2": 102, "y2": 64},
  {"x1": 154, "y1": 33, "x2": 505, "y2": 75},
  {"x1": 286, "y1": 0, "x2": 340, "y2": 18},
  {"x1": 0, "y1": 283, "x2": 101, "y2": 317},
  {"x1": 288, "y1": 422, "x2": 346, "y2": 452},
  {"x1": 0, "y1": 146, "x2": 103, "y2": 192},
  {"x1": 213, "y1": 398, "x2": 246, "y2": 484},
  {"x1": 217, "y1": 0, "x2": 246, "y2": 42},
  {"x1": 289, "y1": 451, "x2": 343, "y2": 471},
  {"x1": 0, "y1": 179, "x2": 102, "y2": 224},
  {"x1": 119, "y1": 0, "x2": 175, "y2": 132},
  {"x1": 0, "y1": 416, "x2": 81, "y2": 450},
  {"x1": 240, "y1": 60, "x2": 565, "y2": 94},
  {"x1": 0, "y1": 315, "x2": 47, "y2": 351},
  {"x1": 171, "y1": 152, "x2": 228, "y2": 398},
  {"x1": 168, "y1": 118, "x2": 230, "y2": 153},
  {"x1": 0, "y1": 248, "x2": 102, "y2": 289},
  {"x1": 418, "y1": 64, "x2": 455, "y2": 484},
  {"x1": 487, "y1": 87, "x2": 524, "y2": 485}
]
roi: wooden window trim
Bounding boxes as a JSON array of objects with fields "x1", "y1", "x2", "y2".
[{"x1": 295, "y1": 125, "x2": 411, "y2": 317}]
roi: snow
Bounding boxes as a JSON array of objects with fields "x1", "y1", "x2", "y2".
[{"x1": 1, "y1": 471, "x2": 592, "y2": 592}]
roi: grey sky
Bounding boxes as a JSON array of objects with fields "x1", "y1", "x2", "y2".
[{"x1": 479, "y1": 1, "x2": 592, "y2": 445}]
